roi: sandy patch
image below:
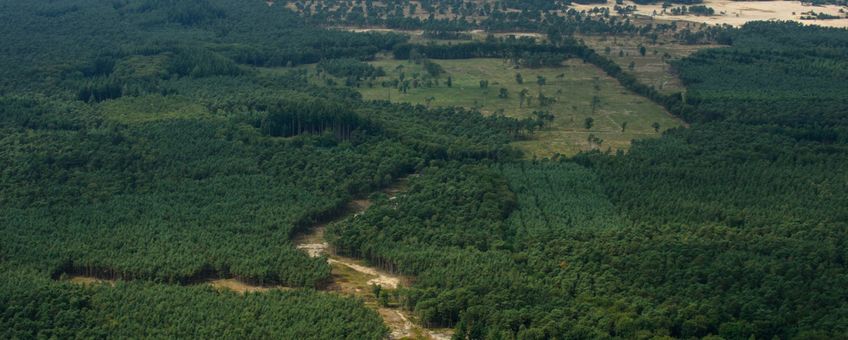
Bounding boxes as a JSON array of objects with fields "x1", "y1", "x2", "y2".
[
  {"x1": 68, "y1": 275, "x2": 115, "y2": 286},
  {"x1": 328, "y1": 258, "x2": 401, "y2": 289},
  {"x1": 571, "y1": 0, "x2": 848, "y2": 28},
  {"x1": 208, "y1": 279, "x2": 290, "y2": 294}
]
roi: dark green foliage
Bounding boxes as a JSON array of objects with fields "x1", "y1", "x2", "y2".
[
  {"x1": 259, "y1": 99, "x2": 368, "y2": 139},
  {"x1": 4, "y1": 0, "x2": 848, "y2": 338},
  {"x1": 0, "y1": 109, "x2": 419, "y2": 287},
  {"x1": 327, "y1": 162, "x2": 631, "y2": 336},
  {"x1": 421, "y1": 59, "x2": 445, "y2": 77},
  {"x1": 166, "y1": 47, "x2": 242, "y2": 78},
  {"x1": 572, "y1": 22, "x2": 848, "y2": 339},
  {"x1": 674, "y1": 22, "x2": 848, "y2": 126},
  {"x1": 0, "y1": 270, "x2": 387, "y2": 339},
  {"x1": 363, "y1": 102, "x2": 520, "y2": 160},
  {"x1": 0, "y1": 1, "x2": 520, "y2": 336}
]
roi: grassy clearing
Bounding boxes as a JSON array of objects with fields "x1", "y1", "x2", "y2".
[
  {"x1": 351, "y1": 58, "x2": 682, "y2": 157},
  {"x1": 579, "y1": 34, "x2": 714, "y2": 95}
]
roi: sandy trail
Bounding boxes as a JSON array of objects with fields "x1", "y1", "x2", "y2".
[
  {"x1": 66, "y1": 177, "x2": 447, "y2": 338},
  {"x1": 294, "y1": 224, "x2": 401, "y2": 289},
  {"x1": 294, "y1": 177, "x2": 450, "y2": 339}
]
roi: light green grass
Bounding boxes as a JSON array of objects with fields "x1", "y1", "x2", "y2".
[{"x1": 354, "y1": 58, "x2": 683, "y2": 157}]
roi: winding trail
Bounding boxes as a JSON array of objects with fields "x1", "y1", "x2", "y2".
[
  {"x1": 293, "y1": 179, "x2": 452, "y2": 340},
  {"x1": 64, "y1": 178, "x2": 450, "y2": 339}
]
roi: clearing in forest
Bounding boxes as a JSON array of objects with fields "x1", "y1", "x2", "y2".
[
  {"x1": 579, "y1": 34, "x2": 714, "y2": 95},
  {"x1": 354, "y1": 58, "x2": 683, "y2": 157},
  {"x1": 292, "y1": 178, "x2": 453, "y2": 340}
]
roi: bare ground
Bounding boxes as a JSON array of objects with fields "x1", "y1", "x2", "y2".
[
  {"x1": 572, "y1": 0, "x2": 848, "y2": 28},
  {"x1": 68, "y1": 275, "x2": 115, "y2": 286},
  {"x1": 293, "y1": 177, "x2": 451, "y2": 339},
  {"x1": 208, "y1": 279, "x2": 291, "y2": 294}
]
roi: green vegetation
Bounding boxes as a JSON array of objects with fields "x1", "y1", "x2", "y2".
[
  {"x1": 322, "y1": 23, "x2": 848, "y2": 338},
  {"x1": 1, "y1": 269, "x2": 387, "y2": 339},
  {"x1": 353, "y1": 58, "x2": 680, "y2": 156},
  {"x1": 0, "y1": 0, "x2": 520, "y2": 336},
  {"x1": 2, "y1": 0, "x2": 847, "y2": 338},
  {"x1": 580, "y1": 34, "x2": 712, "y2": 94}
]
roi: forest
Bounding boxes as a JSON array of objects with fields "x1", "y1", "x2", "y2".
[{"x1": 2, "y1": 0, "x2": 847, "y2": 339}]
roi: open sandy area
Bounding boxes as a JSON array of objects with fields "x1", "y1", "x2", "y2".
[{"x1": 571, "y1": 0, "x2": 848, "y2": 28}]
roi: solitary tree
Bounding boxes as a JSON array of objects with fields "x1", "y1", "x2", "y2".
[
  {"x1": 587, "y1": 134, "x2": 604, "y2": 149},
  {"x1": 519, "y1": 88, "x2": 529, "y2": 107},
  {"x1": 652, "y1": 122, "x2": 661, "y2": 132},
  {"x1": 515, "y1": 73, "x2": 524, "y2": 84},
  {"x1": 621, "y1": 121, "x2": 628, "y2": 132},
  {"x1": 498, "y1": 88, "x2": 509, "y2": 99},
  {"x1": 584, "y1": 117, "x2": 594, "y2": 130},
  {"x1": 446, "y1": 76, "x2": 453, "y2": 88},
  {"x1": 639, "y1": 45, "x2": 647, "y2": 56},
  {"x1": 479, "y1": 79, "x2": 489, "y2": 89}
]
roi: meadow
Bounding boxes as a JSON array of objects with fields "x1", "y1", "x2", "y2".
[
  {"x1": 350, "y1": 58, "x2": 682, "y2": 157},
  {"x1": 579, "y1": 34, "x2": 714, "y2": 95}
]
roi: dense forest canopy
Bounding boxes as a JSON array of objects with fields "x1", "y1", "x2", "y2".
[
  {"x1": 328, "y1": 18, "x2": 848, "y2": 340},
  {"x1": 1, "y1": 0, "x2": 847, "y2": 339},
  {"x1": 0, "y1": 0, "x2": 519, "y2": 337}
]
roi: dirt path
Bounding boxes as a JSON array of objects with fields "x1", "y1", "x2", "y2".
[
  {"x1": 293, "y1": 177, "x2": 452, "y2": 340},
  {"x1": 65, "y1": 177, "x2": 449, "y2": 338}
]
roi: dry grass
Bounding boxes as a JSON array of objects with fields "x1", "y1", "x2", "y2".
[
  {"x1": 351, "y1": 58, "x2": 682, "y2": 157},
  {"x1": 579, "y1": 34, "x2": 715, "y2": 95}
]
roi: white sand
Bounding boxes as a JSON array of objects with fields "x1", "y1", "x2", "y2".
[{"x1": 571, "y1": 0, "x2": 848, "y2": 28}]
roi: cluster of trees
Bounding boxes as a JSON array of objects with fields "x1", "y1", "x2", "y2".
[
  {"x1": 671, "y1": 21, "x2": 848, "y2": 126},
  {"x1": 258, "y1": 99, "x2": 369, "y2": 140},
  {"x1": 5, "y1": 0, "x2": 848, "y2": 338},
  {"x1": 668, "y1": 5, "x2": 716, "y2": 16},
  {"x1": 0, "y1": 1, "x2": 533, "y2": 336},
  {"x1": 574, "y1": 21, "x2": 848, "y2": 338},
  {"x1": 319, "y1": 20, "x2": 848, "y2": 339},
  {"x1": 288, "y1": 0, "x2": 747, "y2": 45},
  {"x1": 294, "y1": 0, "x2": 661, "y2": 36},
  {"x1": 800, "y1": 11, "x2": 845, "y2": 20},
  {"x1": 326, "y1": 162, "x2": 636, "y2": 337},
  {"x1": 0, "y1": 270, "x2": 387, "y2": 339}
]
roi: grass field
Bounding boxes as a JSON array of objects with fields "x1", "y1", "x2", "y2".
[
  {"x1": 579, "y1": 35, "x2": 714, "y2": 95},
  {"x1": 348, "y1": 58, "x2": 683, "y2": 157}
]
